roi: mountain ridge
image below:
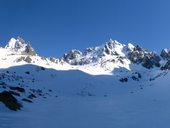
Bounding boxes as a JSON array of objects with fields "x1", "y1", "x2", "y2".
[
  {"x1": 1, "y1": 37, "x2": 170, "y2": 73},
  {"x1": 1, "y1": 37, "x2": 170, "y2": 128}
]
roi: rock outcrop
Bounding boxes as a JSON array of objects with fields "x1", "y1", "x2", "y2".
[
  {"x1": 161, "y1": 60, "x2": 170, "y2": 70},
  {"x1": 63, "y1": 50, "x2": 82, "y2": 65},
  {"x1": 160, "y1": 49, "x2": 170, "y2": 60},
  {"x1": 128, "y1": 45, "x2": 161, "y2": 69},
  {"x1": 0, "y1": 91, "x2": 22, "y2": 111}
]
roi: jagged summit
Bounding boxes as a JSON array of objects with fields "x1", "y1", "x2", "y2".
[
  {"x1": 63, "y1": 39, "x2": 127, "y2": 65},
  {"x1": 5, "y1": 37, "x2": 36, "y2": 56},
  {"x1": 62, "y1": 39, "x2": 164, "y2": 70}
]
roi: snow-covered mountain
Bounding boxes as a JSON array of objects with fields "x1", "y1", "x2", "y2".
[
  {"x1": 1, "y1": 37, "x2": 170, "y2": 74},
  {"x1": 1, "y1": 37, "x2": 170, "y2": 128},
  {"x1": 5, "y1": 37, "x2": 36, "y2": 56}
]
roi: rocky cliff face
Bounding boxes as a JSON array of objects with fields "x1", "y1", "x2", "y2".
[
  {"x1": 62, "y1": 39, "x2": 164, "y2": 70},
  {"x1": 127, "y1": 45, "x2": 161, "y2": 69},
  {"x1": 63, "y1": 39, "x2": 127, "y2": 66},
  {"x1": 160, "y1": 49, "x2": 170, "y2": 60}
]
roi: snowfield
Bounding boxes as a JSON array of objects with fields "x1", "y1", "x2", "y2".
[{"x1": 0, "y1": 64, "x2": 170, "y2": 128}]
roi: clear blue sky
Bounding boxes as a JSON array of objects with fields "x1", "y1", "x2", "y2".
[{"x1": 0, "y1": 0, "x2": 170, "y2": 57}]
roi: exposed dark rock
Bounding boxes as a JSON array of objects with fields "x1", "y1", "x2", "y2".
[
  {"x1": 128, "y1": 47, "x2": 144, "y2": 64},
  {"x1": 15, "y1": 56, "x2": 25, "y2": 62},
  {"x1": 104, "y1": 40, "x2": 120, "y2": 55},
  {"x1": 119, "y1": 78, "x2": 128, "y2": 82},
  {"x1": 118, "y1": 57, "x2": 124, "y2": 64},
  {"x1": 0, "y1": 91, "x2": 22, "y2": 111},
  {"x1": 25, "y1": 71, "x2": 30, "y2": 74},
  {"x1": 28, "y1": 93, "x2": 36, "y2": 99},
  {"x1": 40, "y1": 67, "x2": 46, "y2": 70},
  {"x1": 2, "y1": 86, "x2": 6, "y2": 89},
  {"x1": 24, "y1": 44, "x2": 36, "y2": 56},
  {"x1": 138, "y1": 73, "x2": 142, "y2": 78},
  {"x1": 87, "y1": 92, "x2": 95, "y2": 96},
  {"x1": 0, "y1": 82, "x2": 6, "y2": 85},
  {"x1": 104, "y1": 95, "x2": 108, "y2": 97},
  {"x1": 16, "y1": 56, "x2": 32, "y2": 63},
  {"x1": 49, "y1": 58, "x2": 60, "y2": 63},
  {"x1": 84, "y1": 48, "x2": 93, "y2": 55},
  {"x1": 9, "y1": 91, "x2": 20, "y2": 96},
  {"x1": 24, "y1": 56, "x2": 32, "y2": 63},
  {"x1": 9, "y1": 86, "x2": 25, "y2": 93},
  {"x1": 142, "y1": 56, "x2": 153, "y2": 69},
  {"x1": 63, "y1": 50, "x2": 82, "y2": 65},
  {"x1": 161, "y1": 60, "x2": 170, "y2": 70},
  {"x1": 22, "y1": 98, "x2": 32, "y2": 103},
  {"x1": 160, "y1": 49, "x2": 170, "y2": 60},
  {"x1": 128, "y1": 45, "x2": 161, "y2": 69},
  {"x1": 131, "y1": 76, "x2": 139, "y2": 81}
]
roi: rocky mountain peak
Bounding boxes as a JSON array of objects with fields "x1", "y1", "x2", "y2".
[
  {"x1": 5, "y1": 37, "x2": 26, "y2": 49},
  {"x1": 127, "y1": 43, "x2": 135, "y2": 51},
  {"x1": 127, "y1": 44, "x2": 161, "y2": 69},
  {"x1": 103, "y1": 39, "x2": 125, "y2": 56},
  {"x1": 5, "y1": 37, "x2": 36, "y2": 56},
  {"x1": 63, "y1": 49, "x2": 82, "y2": 60},
  {"x1": 160, "y1": 49, "x2": 170, "y2": 60},
  {"x1": 62, "y1": 39, "x2": 127, "y2": 66}
]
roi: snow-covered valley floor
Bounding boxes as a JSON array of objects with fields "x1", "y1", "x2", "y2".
[{"x1": 1, "y1": 79, "x2": 170, "y2": 128}]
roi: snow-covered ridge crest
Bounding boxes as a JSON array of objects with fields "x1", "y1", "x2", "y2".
[
  {"x1": 62, "y1": 39, "x2": 170, "y2": 71},
  {"x1": 1, "y1": 37, "x2": 170, "y2": 75},
  {"x1": 5, "y1": 37, "x2": 36, "y2": 56}
]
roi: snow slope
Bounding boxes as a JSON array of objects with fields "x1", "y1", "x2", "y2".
[
  {"x1": 0, "y1": 65, "x2": 170, "y2": 128},
  {"x1": 0, "y1": 37, "x2": 170, "y2": 128}
]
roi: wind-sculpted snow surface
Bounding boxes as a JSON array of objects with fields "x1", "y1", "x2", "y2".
[{"x1": 1, "y1": 37, "x2": 170, "y2": 128}]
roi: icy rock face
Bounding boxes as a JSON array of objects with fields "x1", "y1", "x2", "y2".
[
  {"x1": 103, "y1": 39, "x2": 125, "y2": 56},
  {"x1": 128, "y1": 45, "x2": 161, "y2": 69},
  {"x1": 126, "y1": 43, "x2": 135, "y2": 51},
  {"x1": 63, "y1": 50, "x2": 83, "y2": 65},
  {"x1": 63, "y1": 39, "x2": 126, "y2": 65},
  {"x1": 160, "y1": 49, "x2": 170, "y2": 70},
  {"x1": 160, "y1": 49, "x2": 170, "y2": 60},
  {"x1": 161, "y1": 60, "x2": 170, "y2": 70},
  {"x1": 15, "y1": 56, "x2": 33, "y2": 63},
  {"x1": 63, "y1": 39, "x2": 161, "y2": 69},
  {"x1": 5, "y1": 37, "x2": 36, "y2": 56},
  {"x1": 49, "y1": 57, "x2": 60, "y2": 64}
]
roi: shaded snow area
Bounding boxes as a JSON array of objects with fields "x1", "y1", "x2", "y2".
[
  {"x1": 1, "y1": 85, "x2": 170, "y2": 128},
  {"x1": 0, "y1": 64, "x2": 170, "y2": 128}
]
